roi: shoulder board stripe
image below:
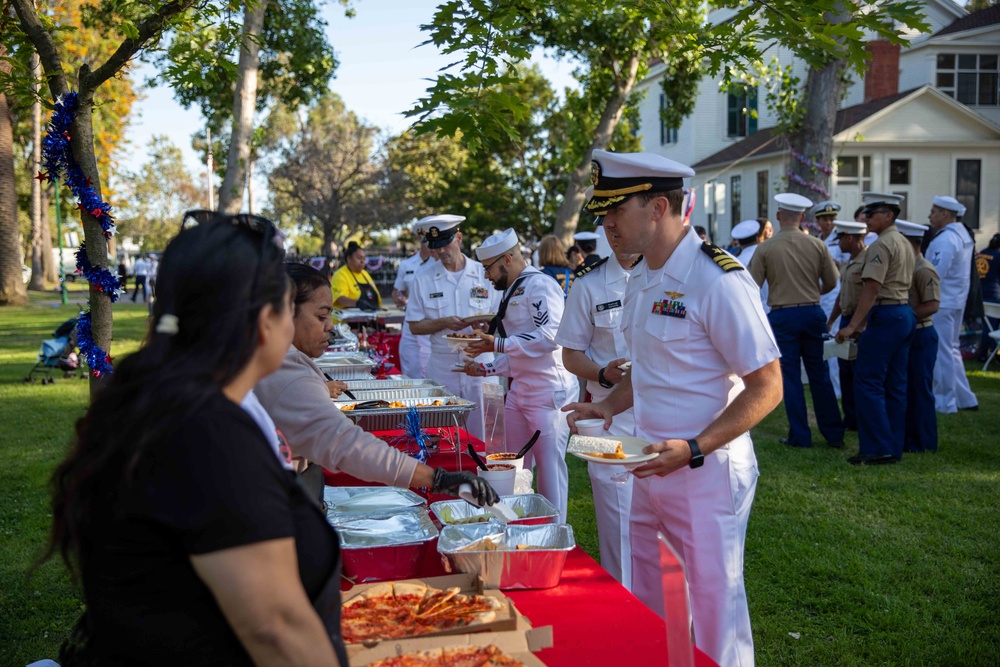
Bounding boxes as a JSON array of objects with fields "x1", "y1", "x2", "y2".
[
  {"x1": 700, "y1": 242, "x2": 744, "y2": 272},
  {"x1": 574, "y1": 255, "x2": 608, "y2": 278}
]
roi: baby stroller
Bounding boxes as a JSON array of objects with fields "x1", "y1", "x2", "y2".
[{"x1": 24, "y1": 316, "x2": 84, "y2": 384}]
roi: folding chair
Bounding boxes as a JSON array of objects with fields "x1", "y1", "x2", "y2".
[
  {"x1": 982, "y1": 302, "x2": 1000, "y2": 371},
  {"x1": 659, "y1": 532, "x2": 695, "y2": 667}
]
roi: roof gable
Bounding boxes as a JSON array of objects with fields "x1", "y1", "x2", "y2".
[
  {"x1": 836, "y1": 86, "x2": 1000, "y2": 142},
  {"x1": 936, "y1": 4, "x2": 1000, "y2": 37}
]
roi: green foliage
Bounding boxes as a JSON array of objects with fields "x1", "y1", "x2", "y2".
[{"x1": 754, "y1": 57, "x2": 805, "y2": 137}]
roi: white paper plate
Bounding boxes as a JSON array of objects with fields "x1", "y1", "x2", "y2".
[
  {"x1": 444, "y1": 335, "x2": 481, "y2": 343},
  {"x1": 569, "y1": 434, "x2": 658, "y2": 465}
]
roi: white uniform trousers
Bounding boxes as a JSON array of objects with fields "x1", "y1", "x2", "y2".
[
  {"x1": 630, "y1": 443, "x2": 758, "y2": 667},
  {"x1": 426, "y1": 351, "x2": 494, "y2": 441},
  {"x1": 505, "y1": 382, "x2": 573, "y2": 523},
  {"x1": 931, "y1": 307, "x2": 978, "y2": 413},
  {"x1": 820, "y1": 291, "x2": 841, "y2": 399},
  {"x1": 587, "y1": 409, "x2": 634, "y2": 589},
  {"x1": 398, "y1": 322, "x2": 430, "y2": 379}
]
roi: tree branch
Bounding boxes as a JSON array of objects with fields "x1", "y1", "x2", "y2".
[
  {"x1": 10, "y1": 0, "x2": 68, "y2": 100},
  {"x1": 84, "y1": 0, "x2": 198, "y2": 93}
]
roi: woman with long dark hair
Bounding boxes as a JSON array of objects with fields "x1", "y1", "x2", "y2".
[{"x1": 48, "y1": 216, "x2": 347, "y2": 666}]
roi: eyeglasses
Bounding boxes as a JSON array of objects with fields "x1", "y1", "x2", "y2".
[{"x1": 482, "y1": 253, "x2": 507, "y2": 274}]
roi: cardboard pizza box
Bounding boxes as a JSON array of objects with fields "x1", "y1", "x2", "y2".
[
  {"x1": 343, "y1": 573, "x2": 550, "y2": 656},
  {"x1": 349, "y1": 626, "x2": 553, "y2": 666}
]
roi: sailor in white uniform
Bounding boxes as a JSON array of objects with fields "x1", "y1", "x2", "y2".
[
  {"x1": 926, "y1": 195, "x2": 979, "y2": 412},
  {"x1": 813, "y1": 201, "x2": 847, "y2": 397},
  {"x1": 564, "y1": 150, "x2": 782, "y2": 667},
  {"x1": 555, "y1": 247, "x2": 638, "y2": 588},
  {"x1": 393, "y1": 222, "x2": 435, "y2": 378},
  {"x1": 731, "y1": 218, "x2": 770, "y2": 312},
  {"x1": 406, "y1": 216, "x2": 501, "y2": 439},
  {"x1": 462, "y1": 229, "x2": 577, "y2": 522}
]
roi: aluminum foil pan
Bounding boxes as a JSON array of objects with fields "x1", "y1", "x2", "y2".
[
  {"x1": 342, "y1": 387, "x2": 454, "y2": 401},
  {"x1": 336, "y1": 396, "x2": 476, "y2": 431},
  {"x1": 430, "y1": 494, "x2": 559, "y2": 527},
  {"x1": 343, "y1": 379, "x2": 443, "y2": 391},
  {"x1": 316, "y1": 352, "x2": 376, "y2": 380},
  {"x1": 438, "y1": 523, "x2": 575, "y2": 589},
  {"x1": 329, "y1": 507, "x2": 439, "y2": 549},
  {"x1": 324, "y1": 486, "x2": 426, "y2": 518}
]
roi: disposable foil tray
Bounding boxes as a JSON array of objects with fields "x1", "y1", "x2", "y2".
[
  {"x1": 342, "y1": 387, "x2": 454, "y2": 401},
  {"x1": 324, "y1": 486, "x2": 427, "y2": 518},
  {"x1": 336, "y1": 396, "x2": 476, "y2": 430},
  {"x1": 438, "y1": 523, "x2": 575, "y2": 589},
  {"x1": 329, "y1": 507, "x2": 439, "y2": 583},
  {"x1": 343, "y1": 379, "x2": 443, "y2": 391},
  {"x1": 316, "y1": 353, "x2": 376, "y2": 380},
  {"x1": 430, "y1": 494, "x2": 560, "y2": 527}
]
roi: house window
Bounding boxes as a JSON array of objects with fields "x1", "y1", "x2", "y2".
[
  {"x1": 730, "y1": 175, "x2": 742, "y2": 223},
  {"x1": 727, "y1": 86, "x2": 758, "y2": 138},
  {"x1": 956, "y1": 159, "x2": 981, "y2": 229},
  {"x1": 659, "y1": 94, "x2": 679, "y2": 145},
  {"x1": 936, "y1": 53, "x2": 999, "y2": 106},
  {"x1": 835, "y1": 156, "x2": 872, "y2": 190},
  {"x1": 756, "y1": 170, "x2": 769, "y2": 218},
  {"x1": 889, "y1": 159, "x2": 910, "y2": 185}
]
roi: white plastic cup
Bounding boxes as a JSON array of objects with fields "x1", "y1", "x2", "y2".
[
  {"x1": 477, "y1": 464, "x2": 517, "y2": 496},
  {"x1": 575, "y1": 418, "x2": 608, "y2": 437}
]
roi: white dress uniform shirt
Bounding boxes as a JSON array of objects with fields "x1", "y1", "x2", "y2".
[
  {"x1": 482, "y1": 266, "x2": 577, "y2": 521},
  {"x1": 555, "y1": 254, "x2": 634, "y2": 588},
  {"x1": 820, "y1": 232, "x2": 847, "y2": 397},
  {"x1": 393, "y1": 253, "x2": 434, "y2": 378},
  {"x1": 623, "y1": 227, "x2": 779, "y2": 667},
  {"x1": 406, "y1": 256, "x2": 500, "y2": 439},
  {"x1": 927, "y1": 222, "x2": 978, "y2": 412},
  {"x1": 737, "y1": 244, "x2": 769, "y2": 313}
]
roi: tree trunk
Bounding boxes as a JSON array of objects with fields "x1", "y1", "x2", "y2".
[
  {"x1": 0, "y1": 52, "x2": 29, "y2": 306},
  {"x1": 787, "y1": 59, "x2": 845, "y2": 205},
  {"x1": 29, "y1": 52, "x2": 47, "y2": 290},
  {"x1": 325, "y1": 192, "x2": 341, "y2": 256},
  {"x1": 218, "y1": 0, "x2": 269, "y2": 214},
  {"x1": 41, "y1": 185, "x2": 57, "y2": 284},
  {"x1": 552, "y1": 54, "x2": 641, "y2": 246},
  {"x1": 247, "y1": 157, "x2": 256, "y2": 214}
]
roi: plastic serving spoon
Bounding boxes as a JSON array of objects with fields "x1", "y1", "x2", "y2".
[
  {"x1": 467, "y1": 443, "x2": 490, "y2": 471},
  {"x1": 458, "y1": 484, "x2": 519, "y2": 523},
  {"x1": 515, "y1": 430, "x2": 541, "y2": 459}
]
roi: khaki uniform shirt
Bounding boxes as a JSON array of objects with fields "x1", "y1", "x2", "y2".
[
  {"x1": 909, "y1": 254, "x2": 941, "y2": 325},
  {"x1": 860, "y1": 225, "x2": 914, "y2": 302},
  {"x1": 839, "y1": 248, "x2": 868, "y2": 316},
  {"x1": 748, "y1": 226, "x2": 839, "y2": 307}
]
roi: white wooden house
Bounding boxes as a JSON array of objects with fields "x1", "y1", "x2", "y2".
[{"x1": 635, "y1": 1, "x2": 1000, "y2": 241}]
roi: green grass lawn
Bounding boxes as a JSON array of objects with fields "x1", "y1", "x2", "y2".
[{"x1": 2, "y1": 293, "x2": 999, "y2": 665}]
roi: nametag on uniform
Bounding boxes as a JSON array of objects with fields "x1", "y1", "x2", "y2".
[
  {"x1": 652, "y1": 297, "x2": 686, "y2": 318},
  {"x1": 596, "y1": 300, "x2": 622, "y2": 312},
  {"x1": 470, "y1": 286, "x2": 489, "y2": 299},
  {"x1": 430, "y1": 292, "x2": 444, "y2": 299}
]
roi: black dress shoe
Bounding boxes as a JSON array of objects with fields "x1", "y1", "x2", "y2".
[
  {"x1": 828, "y1": 441, "x2": 845, "y2": 449},
  {"x1": 959, "y1": 405, "x2": 979, "y2": 412},
  {"x1": 847, "y1": 452, "x2": 897, "y2": 465},
  {"x1": 780, "y1": 437, "x2": 811, "y2": 448}
]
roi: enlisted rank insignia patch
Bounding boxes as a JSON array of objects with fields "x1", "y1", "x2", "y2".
[
  {"x1": 512, "y1": 286, "x2": 526, "y2": 297},
  {"x1": 700, "y1": 242, "x2": 743, "y2": 272},
  {"x1": 470, "y1": 286, "x2": 489, "y2": 299},
  {"x1": 652, "y1": 296, "x2": 686, "y2": 318},
  {"x1": 430, "y1": 292, "x2": 444, "y2": 299},
  {"x1": 871, "y1": 254, "x2": 883, "y2": 265},
  {"x1": 531, "y1": 300, "x2": 549, "y2": 326},
  {"x1": 596, "y1": 300, "x2": 621, "y2": 312}
]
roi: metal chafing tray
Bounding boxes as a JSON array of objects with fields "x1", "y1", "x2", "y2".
[
  {"x1": 335, "y1": 396, "x2": 476, "y2": 431},
  {"x1": 324, "y1": 486, "x2": 427, "y2": 518},
  {"x1": 329, "y1": 507, "x2": 439, "y2": 583},
  {"x1": 430, "y1": 494, "x2": 560, "y2": 527},
  {"x1": 341, "y1": 387, "x2": 454, "y2": 401},
  {"x1": 316, "y1": 352, "x2": 376, "y2": 380},
  {"x1": 438, "y1": 523, "x2": 575, "y2": 589},
  {"x1": 343, "y1": 379, "x2": 443, "y2": 391}
]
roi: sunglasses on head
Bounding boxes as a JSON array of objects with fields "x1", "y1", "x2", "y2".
[{"x1": 180, "y1": 209, "x2": 284, "y2": 247}]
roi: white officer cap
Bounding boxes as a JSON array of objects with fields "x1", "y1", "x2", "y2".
[
  {"x1": 573, "y1": 231, "x2": 599, "y2": 242},
  {"x1": 417, "y1": 214, "x2": 466, "y2": 249},
  {"x1": 832, "y1": 220, "x2": 867, "y2": 236},
  {"x1": 861, "y1": 192, "x2": 905, "y2": 212},
  {"x1": 811, "y1": 200, "x2": 841, "y2": 217},
  {"x1": 475, "y1": 228, "x2": 520, "y2": 261},
  {"x1": 774, "y1": 192, "x2": 814, "y2": 213},
  {"x1": 896, "y1": 220, "x2": 930, "y2": 238},
  {"x1": 731, "y1": 219, "x2": 762, "y2": 241},
  {"x1": 932, "y1": 195, "x2": 962, "y2": 213},
  {"x1": 585, "y1": 149, "x2": 695, "y2": 215}
]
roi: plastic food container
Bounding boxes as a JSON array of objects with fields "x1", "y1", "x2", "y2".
[
  {"x1": 324, "y1": 486, "x2": 426, "y2": 518},
  {"x1": 437, "y1": 523, "x2": 575, "y2": 589},
  {"x1": 430, "y1": 494, "x2": 560, "y2": 527},
  {"x1": 329, "y1": 508, "x2": 439, "y2": 583},
  {"x1": 316, "y1": 353, "x2": 376, "y2": 380}
]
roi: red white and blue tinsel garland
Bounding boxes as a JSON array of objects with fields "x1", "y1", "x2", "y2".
[{"x1": 39, "y1": 92, "x2": 118, "y2": 377}]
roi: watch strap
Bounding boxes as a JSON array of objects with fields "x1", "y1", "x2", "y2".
[
  {"x1": 598, "y1": 367, "x2": 613, "y2": 389},
  {"x1": 687, "y1": 438, "x2": 705, "y2": 469}
]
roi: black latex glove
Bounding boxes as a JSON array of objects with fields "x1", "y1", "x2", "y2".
[{"x1": 431, "y1": 467, "x2": 499, "y2": 506}]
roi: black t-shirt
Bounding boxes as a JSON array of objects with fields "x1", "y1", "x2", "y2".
[
  {"x1": 979, "y1": 248, "x2": 1000, "y2": 303},
  {"x1": 81, "y1": 393, "x2": 342, "y2": 666}
]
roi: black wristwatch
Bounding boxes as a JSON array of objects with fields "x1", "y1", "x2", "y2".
[
  {"x1": 687, "y1": 439, "x2": 705, "y2": 469},
  {"x1": 597, "y1": 367, "x2": 614, "y2": 389}
]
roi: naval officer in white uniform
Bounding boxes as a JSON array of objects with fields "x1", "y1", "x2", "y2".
[
  {"x1": 462, "y1": 229, "x2": 577, "y2": 522},
  {"x1": 393, "y1": 221, "x2": 435, "y2": 378},
  {"x1": 406, "y1": 216, "x2": 501, "y2": 439},
  {"x1": 813, "y1": 201, "x2": 847, "y2": 397},
  {"x1": 565, "y1": 149, "x2": 782, "y2": 667},
  {"x1": 926, "y1": 195, "x2": 979, "y2": 412},
  {"x1": 555, "y1": 244, "x2": 639, "y2": 588}
]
